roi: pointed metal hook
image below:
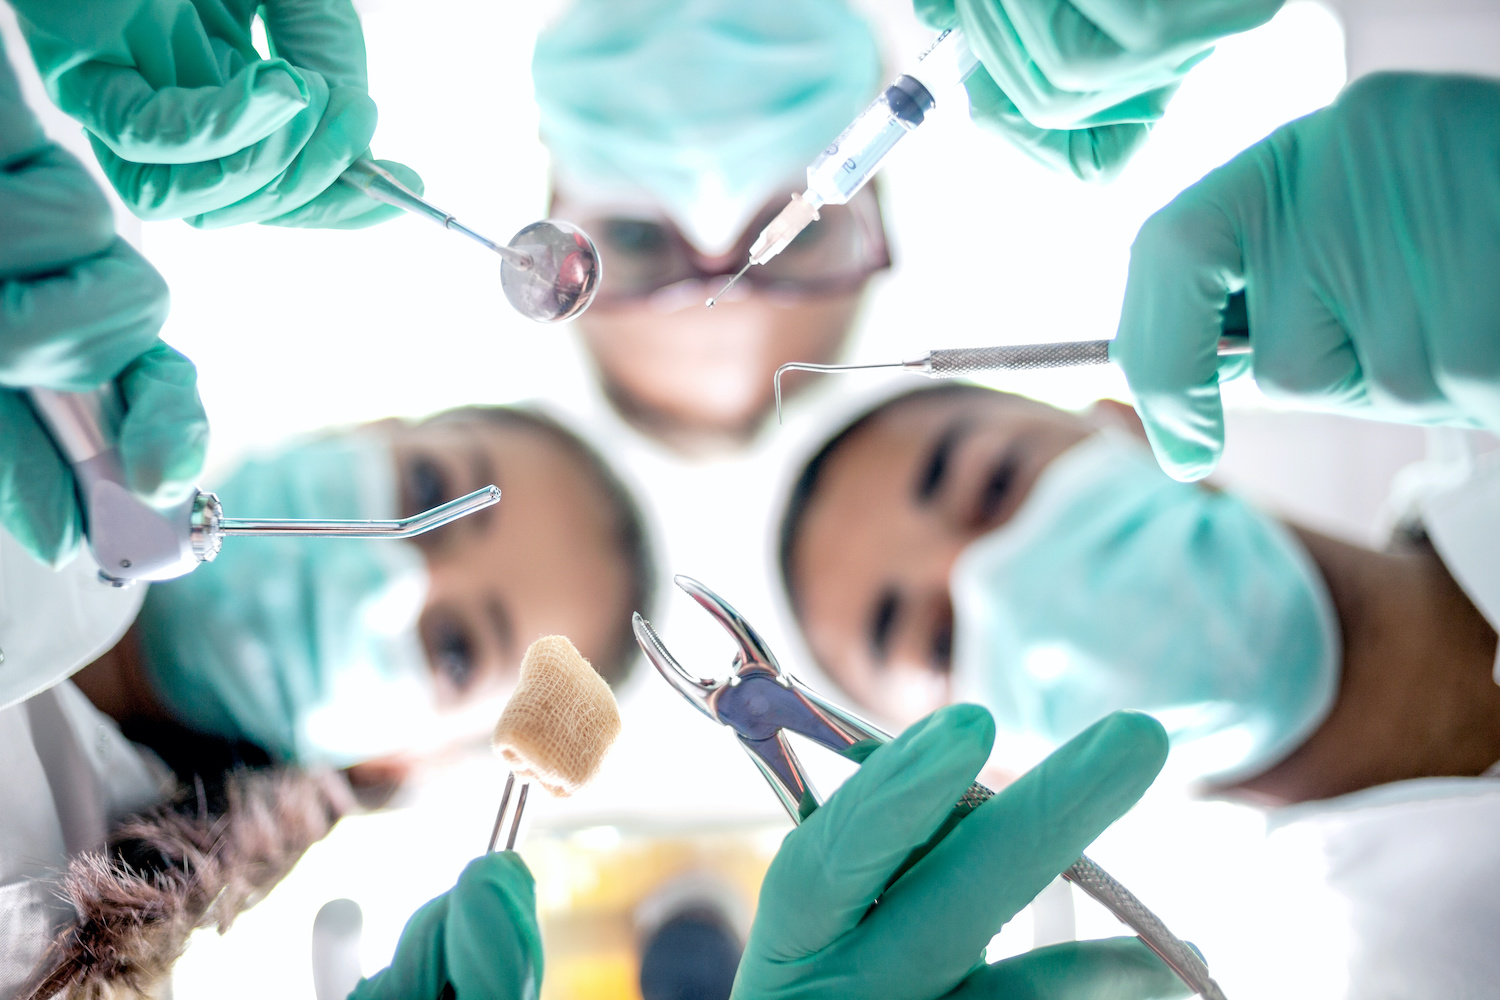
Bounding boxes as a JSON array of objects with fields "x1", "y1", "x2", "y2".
[{"x1": 773, "y1": 361, "x2": 906, "y2": 423}]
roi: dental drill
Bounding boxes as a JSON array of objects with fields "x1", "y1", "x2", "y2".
[{"x1": 28, "y1": 387, "x2": 499, "y2": 586}]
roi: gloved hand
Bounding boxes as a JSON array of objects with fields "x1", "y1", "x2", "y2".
[
  {"x1": 734, "y1": 704, "x2": 1189, "y2": 1000},
  {"x1": 0, "y1": 37, "x2": 207, "y2": 565},
  {"x1": 12, "y1": 0, "x2": 422, "y2": 229},
  {"x1": 1113, "y1": 73, "x2": 1500, "y2": 481},
  {"x1": 348, "y1": 852, "x2": 544, "y2": 1000},
  {"x1": 914, "y1": 0, "x2": 1282, "y2": 180}
]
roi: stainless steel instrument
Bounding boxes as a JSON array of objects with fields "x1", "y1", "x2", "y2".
[
  {"x1": 633, "y1": 575, "x2": 1227, "y2": 1000},
  {"x1": 773, "y1": 291, "x2": 1255, "y2": 422},
  {"x1": 338, "y1": 158, "x2": 601, "y2": 324},
  {"x1": 28, "y1": 386, "x2": 499, "y2": 585}
]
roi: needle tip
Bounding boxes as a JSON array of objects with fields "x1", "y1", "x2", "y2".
[{"x1": 707, "y1": 260, "x2": 753, "y2": 308}]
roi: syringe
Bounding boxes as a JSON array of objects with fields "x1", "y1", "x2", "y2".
[{"x1": 707, "y1": 29, "x2": 979, "y2": 307}]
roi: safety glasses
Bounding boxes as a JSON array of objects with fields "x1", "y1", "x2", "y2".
[{"x1": 552, "y1": 184, "x2": 890, "y2": 306}]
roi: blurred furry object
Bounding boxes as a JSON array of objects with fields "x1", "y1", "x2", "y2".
[{"x1": 22, "y1": 768, "x2": 348, "y2": 1000}]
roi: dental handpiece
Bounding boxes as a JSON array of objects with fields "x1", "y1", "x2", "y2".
[
  {"x1": 27, "y1": 386, "x2": 499, "y2": 586},
  {"x1": 709, "y1": 29, "x2": 978, "y2": 306},
  {"x1": 337, "y1": 158, "x2": 601, "y2": 324}
]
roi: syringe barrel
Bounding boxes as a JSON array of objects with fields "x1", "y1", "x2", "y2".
[
  {"x1": 907, "y1": 28, "x2": 980, "y2": 94},
  {"x1": 806, "y1": 78, "x2": 926, "y2": 206},
  {"x1": 804, "y1": 30, "x2": 978, "y2": 207}
]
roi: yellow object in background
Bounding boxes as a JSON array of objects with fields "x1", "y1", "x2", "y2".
[{"x1": 526, "y1": 820, "x2": 787, "y2": 1000}]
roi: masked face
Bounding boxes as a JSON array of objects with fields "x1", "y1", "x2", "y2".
[
  {"x1": 788, "y1": 387, "x2": 1093, "y2": 729},
  {"x1": 787, "y1": 387, "x2": 1341, "y2": 782},
  {"x1": 949, "y1": 431, "x2": 1340, "y2": 783},
  {"x1": 136, "y1": 434, "x2": 439, "y2": 765},
  {"x1": 558, "y1": 186, "x2": 888, "y2": 452},
  {"x1": 136, "y1": 417, "x2": 636, "y2": 765}
]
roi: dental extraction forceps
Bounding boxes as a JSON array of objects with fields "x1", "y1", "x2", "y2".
[{"x1": 633, "y1": 576, "x2": 1228, "y2": 1000}]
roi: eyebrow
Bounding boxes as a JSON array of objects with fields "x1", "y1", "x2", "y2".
[
  {"x1": 913, "y1": 418, "x2": 971, "y2": 505},
  {"x1": 486, "y1": 595, "x2": 516, "y2": 666},
  {"x1": 867, "y1": 587, "x2": 899, "y2": 665}
]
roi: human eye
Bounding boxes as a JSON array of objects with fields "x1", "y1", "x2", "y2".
[
  {"x1": 404, "y1": 453, "x2": 450, "y2": 518},
  {"x1": 604, "y1": 219, "x2": 670, "y2": 256},
  {"x1": 930, "y1": 607, "x2": 953, "y2": 674},
  {"x1": 971, "y1": 451, "x2": 1020, "y2": 531},
  {"x1": 423, "y1": 612, "x2": 477, "y2": 696}
]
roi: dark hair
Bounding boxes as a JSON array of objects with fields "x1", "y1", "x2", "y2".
[
  {"x1": 430, "y1": 405, "x2": 657, "y2": 686},
  {"x1": 778, "y1": 383, "x2": 989, "y2": 616},
  {"x1": 22, "y1": 765, "x2": 346, "y2": 1000}
]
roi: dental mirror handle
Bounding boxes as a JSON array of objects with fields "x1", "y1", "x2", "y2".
[
  {"x1": 28, "y1": 386, "x2": 219, "y2": 584},
  {"x1": 338, "y1": 158, "x2": 533, "y2": 270}
]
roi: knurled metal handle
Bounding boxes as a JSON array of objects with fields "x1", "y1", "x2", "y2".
[
  {"x1": 958, "y1": 781, "x2": 1227, "y2": 1000},
  {"x1": 926, "y1": 340, "x2": 1112, "y2": 377}
]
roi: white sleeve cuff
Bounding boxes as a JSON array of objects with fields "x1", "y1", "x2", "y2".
[{"x1": 1420, "y1": 451, "x2": 1500, "y2": 684}]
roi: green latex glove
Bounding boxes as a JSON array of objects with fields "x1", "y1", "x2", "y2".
[
  {"x1": 914, "y1": 0, "x2": 1281, "y2": 180},
  {"x1": 0, "y1": 37, "x2": 207, "y2": 565},
  {"x1": 1113, "y1": 72, "x2": 1500, "y2": 481},
  {"x1": 349, "y1": 852, "x2": 544, "y2": 1000},
  {"x1": 734, "y1": 705, "x2": 1189, "y2": 1000},
  {"x1": 13, "y1": 0, "x2": 422, "y2": 229}
]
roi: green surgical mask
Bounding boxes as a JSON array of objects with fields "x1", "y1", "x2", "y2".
[
  {"x1": 136, "y1": 434, "x2": 434, "y2": 765},
  {"x1": 949, "y1": 430, "x2": 1340, "y2": 784},
  {"x1": 533, "y1": 0, "x2": 882, "y2": 254}
]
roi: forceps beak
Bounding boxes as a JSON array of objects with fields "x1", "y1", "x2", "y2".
[
  {"x1": 672, "y1": 575, "x2": 781, "y2": 676},
  {"x1": 632, "y1": 612, "x2": 722, "y2": 721}
]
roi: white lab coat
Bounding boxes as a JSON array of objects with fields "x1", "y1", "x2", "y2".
[
  {"x1": 0, "y1": 533, "x2": 169, "y2": 996},
  {"x1": 1264, "y1": 450, "x2": 1500, "y2": 997}
]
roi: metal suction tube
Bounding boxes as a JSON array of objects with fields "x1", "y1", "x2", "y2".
[
  {"x1": 27, "y1": 384, "x2": 501, "y2": 584},
  {"x1": 219, "y1": 486, "x2": 500, "y2": 539}
]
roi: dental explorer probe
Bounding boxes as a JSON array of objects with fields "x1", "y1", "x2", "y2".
[
  {"x1": 27, "y1": 386, "x2": 499, "y2": 586},
  {"x1": 708, "y1": 29, "x2": 978, "y2": 306},
  {"x1": 774, "y1": 293, "x2": 1254, "y2": 421},
  {"x1": 338, "y1": 158, "x2": 601, "y2": 323},
  {"x1": 775, "y1": 335, "x2": 1253, "y2": 421}
]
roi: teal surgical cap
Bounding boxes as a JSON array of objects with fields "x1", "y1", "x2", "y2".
[{"x1": 533, "y1": 0, "x2": 883, "y2": 254}]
